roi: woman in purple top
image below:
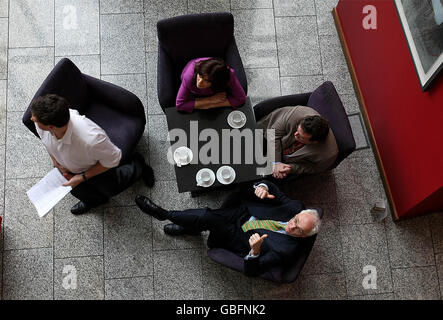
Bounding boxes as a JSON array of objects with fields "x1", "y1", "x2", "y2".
[{"x1": 176, "y1": 57, "x2": 246, "y2": 113}]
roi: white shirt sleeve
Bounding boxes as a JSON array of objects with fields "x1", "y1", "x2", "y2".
[{"x1": 89, "y1": 134, "x2": 122, "y2": 168}]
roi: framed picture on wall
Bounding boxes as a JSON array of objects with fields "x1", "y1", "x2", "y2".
[{"x1": 394, "y1": 0, "x2": 443, "y2": 91}]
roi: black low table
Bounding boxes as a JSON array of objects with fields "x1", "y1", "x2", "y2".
[{"x1": 165, "y1": 98, "x2": 264, "y2": 195}]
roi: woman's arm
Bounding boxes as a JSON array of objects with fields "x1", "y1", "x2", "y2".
[{"x1": 194, "y1": 92, "x2": 231, "y2": 110}]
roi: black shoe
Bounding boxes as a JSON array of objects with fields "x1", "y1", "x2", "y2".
[
  {"x1": 71, "y1": 201, "x2": 92, "y2": 215},
  {"x1": 135, "y1": 195, "x2": 168, "y2": 221},
  {"x1": 134, "y1": 153, "x2": 155, "y2": 188},
  {"x1": 163, "y1": 223, "x2": 186, "y2": 236},
  {"x1": 163, "y1": 223, "x2": 201, "y2": 236}
]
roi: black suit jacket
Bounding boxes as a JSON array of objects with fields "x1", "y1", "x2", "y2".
[{"x1": 210, "y1": 180, "x2": 305, "y2": 277}]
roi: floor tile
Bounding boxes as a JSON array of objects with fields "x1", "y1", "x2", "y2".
[
  {"x1": 280, "y1": 75, "x2": 324, "y2": 96},
  {"x1": 145, "y1": 51, "x2": 164, "y2": 114},
  {"x1": 301, "y1": 217, "x2": 344, "y2": 275},
  {"x1": 6, "y1": 112, "x2": 52, "y2": 179},
  {"x1": 0, "y1": 80, "x2": 5, "y2": 143},
  {"x1": 293, "y1": 272, "x2": 347, "y2": 299},
  {"x1": 0, "y1": 0, "x2": 8, "y2": 17},
  {"x1": 188, "y1": 0, "x2": 230, "y2": 14},
  {"x1": 273, "y1": 0, "x2": 315, "y2": 17},
  {"x1": 148, "y1": 115, "x2": 177, "y2": 181},
  {"x1": 9, "y1": 0, "x2": 54, "y2": 47},
  {"x1": 54, "y1": 256, "x2": 104, "y2": 300},
  {"x1": 245, "y1": 67, "x2": 280, "y2": 105},
  {"x1": 150, "y1": 180, "x2": 199, "y2": 212},
  {"x1": 0, "y1": 146, "x2": 4, "y2": 205},
  {"x1": 392, "y1": 266, "x2": 441, "y2": 300},
  {"x1": 144, "y1": 0, "x2": 187, "y2": 52},
  {"x1": 276, "y1": 16, "x2": 322, "y2": 76},
  {"x1": 2, "y1": 248, "x2": 53, "y2": 300},
  {"x1": 101, "y1": 13, "x2": 145, "y2": 74},
  {"x1": 4, "y1": 178, "x2": 53, "y2": 250},
  {"x1": 386, "y1": 216, "x2": 435, "y2": 268},
  {"x1": 319, "y1": 34, "x2": 347, "y2": 75},
  {"x1": 340, "y1": 93, "x2": 360, "y2": 114},
  {"x1": 105, "y1": 276, "x2": 154, "y2": 300},
  {"x1": 341, "y1": 223, "x2": 393, "y2": 296},
  {"x1": 101, "y1": 73, "x2": 147, "y2": 111},
  {"x1": 436, "y1": 254, "x2": 443, "y2": 298},
  {"x1": 7, "y1": 47, "x2": 54, "y2": 112},
  {"x1": 54, "y1": 194, "x2": 104, "y2": 258},
  {"x1": 104, "y1": 206, "x2": 153, "y2": 279},
  {"x1": 55, "y1": 55, "x2": 101, "y2": 78},
  {"x1": 348, "y1": 293, "x2": 395, "y2": 300},
  {"x1": 100, "y1": 0, "x2": 143, "y2": 14},
  {"x1": 0, "y1": 18, "x2": 7, "y2": 79},
  {"x1": 231, "y1": 0, "x2": 272, "y2": 9},
  {"x1": 202, "y1": 261, "x2": 252, "y2": 299},
  {"x1": 55, "y1": 0, "x2": 100, "y2": 56},
  {"x1": 430, "y1": 212, "x2": 443, "y2": 254},
  {"x1": 232, "y1": 9, "x2": 278, "y2": 68},
  {"x1": 154, "y1": 249, "x2": 202, "y2": 300},
  {"x1": 251, "y1": 278, "x2": 297, "y2": 300},
  {"x1": 316, "y1": 0, "x2": 339, "y2": 36}
]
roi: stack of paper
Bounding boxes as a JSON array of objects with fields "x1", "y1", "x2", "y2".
[{"x1": 27, "y1": 168, "x2": 72, "y2": 217}]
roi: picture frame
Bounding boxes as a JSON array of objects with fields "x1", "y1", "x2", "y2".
[{"x1": 394, "y1": 0, "x2": 443, "y2": 91}]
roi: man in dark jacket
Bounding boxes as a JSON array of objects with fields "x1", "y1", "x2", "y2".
[{"x1": 135, "y1": 181, "x2": 320, "y2": 277}]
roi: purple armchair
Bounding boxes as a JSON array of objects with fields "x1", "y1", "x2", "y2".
[
  {"x1": 254, "y1": 81, "x2": 356, "y2": 170},
  {"x1": 22, "y1": 58, "x2": 146, "y2": 163}
]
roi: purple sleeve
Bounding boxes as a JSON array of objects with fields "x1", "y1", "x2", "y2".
[
  {"x1": 227, "y1": 68, "x2": 246, "y2": 108},
  {"x1": 176, "y1": 61, "x2": 196, "y2": 113}
]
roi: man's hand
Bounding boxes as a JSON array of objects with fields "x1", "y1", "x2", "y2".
[
  {"x1": 249, "y1": 233, "x2": 268, "y2": 256},
  {"x1": 272, "y1": 163, "x2": 291, "y2": 179},
  {"x1": 62, "y1": 174, "x2": 84, "y2": 188},
  {"x1": 254, "y1": 186, "x2": 275, "y2": 200}
]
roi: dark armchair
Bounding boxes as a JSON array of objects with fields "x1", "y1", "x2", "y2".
[
  {"x1": 22, "y1": 58, "x2": 146, "y2": 163},
  {"x1": 157, "y1": 12, "x2": 247, "y2": 112},
  {"x1": 254, "y1": 81, "x2": 356, "y2": 170},
  {"x1": 207, "y1": 188, "x2": 323, "y2": 284}
]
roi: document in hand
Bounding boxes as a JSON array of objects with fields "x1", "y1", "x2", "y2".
[{"x1": 27, "y1": 168, "x2": 73, "y2": 217}]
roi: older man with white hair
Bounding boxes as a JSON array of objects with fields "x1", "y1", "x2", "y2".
[{"x1": 135, "y1": 180, "x2": 321, "y2": 277}]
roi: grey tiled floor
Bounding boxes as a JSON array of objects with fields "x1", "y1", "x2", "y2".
[{"x1": 0, "y1": 0, "x2": 442, "y2": 300}]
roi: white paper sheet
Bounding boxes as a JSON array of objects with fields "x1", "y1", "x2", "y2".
[{"x1": 26, "y1": 168, "x2": 72, "y2": 217}]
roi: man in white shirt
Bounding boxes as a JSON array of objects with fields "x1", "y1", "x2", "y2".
[{"x1": 30, "y1": 94, "x2": 154, "y2": 214}]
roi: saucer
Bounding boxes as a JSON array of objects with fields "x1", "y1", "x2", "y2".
[
  {"x1": 227, "y1": 110, "x2": 246, "y2": 129},
  {"x1": 216, "y1": 166, "x2": 236, "y2": 185},
  {"x1": 173, "y1": 146, "x2": 193, "y2": 167},
  {"x1": 196, "y1": 168, "x2": 215, "y2": 187}
]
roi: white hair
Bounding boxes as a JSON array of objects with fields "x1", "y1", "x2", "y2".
[{"x1": 301, "y1": 209, "x2": 321, "y2": 236}]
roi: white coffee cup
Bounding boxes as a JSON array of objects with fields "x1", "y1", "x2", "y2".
[
  {"x1": 178, "y1": 149, "x2": 189, "y2": 163},
  {"x1": 221, "y1": 168, "x2": 231, "y2": 180},
  {"x1": 200, "y1": 171, "x2": 211, "y2": 183},
  {"x1": 233, "y1": 113, "x2": 243, "y2": 124}
]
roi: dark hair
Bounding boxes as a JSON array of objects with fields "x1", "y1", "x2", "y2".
[
  {"x1": 300, "y1": 115, "x2": 330, "y2": 142},
  {"x1": 30, "y1": 94, "x2": 70, "y2": 127},
  {"x1": 193, "y1": 57, "x2": 231, "y2": 92}
]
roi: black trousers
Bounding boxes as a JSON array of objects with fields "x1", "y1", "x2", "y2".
[
  {"x1": 70, "y1": 155, "x2": 143, "y2": 206},
  {"x1": 168, "y1": 206, "x2": 251, "y2": 255}
]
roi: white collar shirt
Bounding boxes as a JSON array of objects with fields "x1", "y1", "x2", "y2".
[{"x1": 36, "y1": 109, "x2": 122, "y2": 174}]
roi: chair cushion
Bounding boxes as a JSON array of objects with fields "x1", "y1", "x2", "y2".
[
  {"x1": 84, "y1": 101, "x2": 145, "y2": 162},
  {"x1": 307, "y1": 81, "x2": 355, "y2": 168}
]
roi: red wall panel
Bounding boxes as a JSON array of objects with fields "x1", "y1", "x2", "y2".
[{"x1": 335, "y1": 0, "x2": 443, "y2": 218}]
